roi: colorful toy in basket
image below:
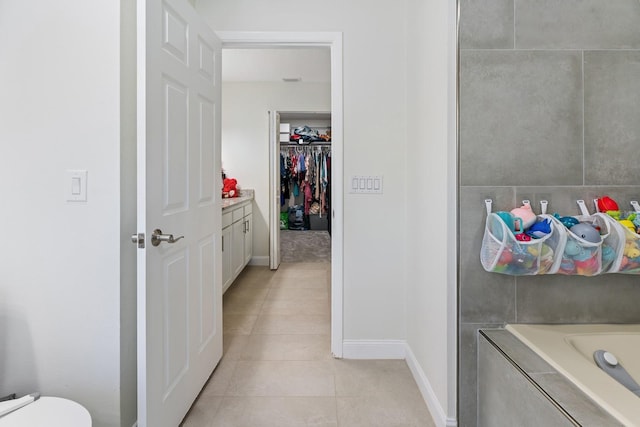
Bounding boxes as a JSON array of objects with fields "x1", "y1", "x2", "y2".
[
  {"x1": 569, "y1": 223, "x2": 601, "y2": 243},
  {"x1": 526, "y1": 218, "x2": 552, "y2": 238},
  {"x1": 599, "y1": 196, "x2": 640, "y2": 273},
  {"x1": 481, "y1": 200, "x2": 562, "y2": 275},
  {"x1": 494, "y1": 211, "x2": 524, "y2": 236},
  {"x1": 597, "y1": 196, "x2": 619, "y2": 213},
  {"x1": 555, "y1": 208, "x2": 604, "y2": 276},
  {"x1": 510, "y1": 204, "x2": 537, "y2": 231}
]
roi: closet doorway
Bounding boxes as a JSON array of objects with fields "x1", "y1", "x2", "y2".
[
  {"x1": 271, "y1": 111, "x2": 332, "y2": 267},
  {"x1": 218, "y1": 32, "x2": 344, "y2": 357}
]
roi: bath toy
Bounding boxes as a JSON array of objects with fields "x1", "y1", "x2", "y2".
[
  {"x1": 512, "y1": 251, "x2": 535, "y2": 269},
  {"x1": 526, "y1": 218, "x2": 552, "y2": 238},
  {"x1": 495, "y1": 211, "x2": 524, "y2": 235},
  {"x1": 606, "y1": 210, "x2": 621, "y2": 220},
  {"x1": 515, "y1": 233, "x2": 531, "y2": 242},
  {"x1": 598, "y1": 196, "x2": 619, "y2": 213},
  {"x1": 602, "y1": 245, "x2": 616, "y2": 264},
  {"x1": 553, "y1": 213, "x2": 579, "y2": 229},
  {"x1": 510, "y1": 204, "x2": 537, "y2": 231},
  {"x1": 573, "y1": 247, "x2": 593, "y2": 262},
  {"x1": 560, "y1": 258, "x2": 576, "y2": 274},
  {"x1": 570, "y1": 223, "x2": 601, "y2": 243},
  {"x1": 498, "y1": 250, "x2": 513, "y2": 264},
  {"x1": 619, "y1": 219, "x2": 636, "y2": 233},
  {"x1": 624, "y1": 241, "x2": 640, "y2": 258},
  {"x1": 564, "y1": 240, "x2": 581, "y2": 257},
  {"x1": 574, "y1": 255, "x2": 598, "y2": 275}
]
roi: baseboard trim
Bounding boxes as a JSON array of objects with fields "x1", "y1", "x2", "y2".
[
  {"x1": 405, "y1": 345, "x2": 457, "y2": 427},
  {"x1": 248, "y1": 256, "x2": 269, "y2": 266},
  {"x1": 342, "y1": 339, "x2": 406, "y2": 359}
]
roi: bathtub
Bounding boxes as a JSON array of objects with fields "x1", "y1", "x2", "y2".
[{"x1": 506, "y1": 324, "x2": 640, "y2": 426}]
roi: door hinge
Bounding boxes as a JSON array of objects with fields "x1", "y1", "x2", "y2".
[{"x1": 131, "y1": 233, "x2": 145, "y2": 249}]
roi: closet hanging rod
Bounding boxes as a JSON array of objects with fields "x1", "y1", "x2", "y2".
[{"x1": 281, "y1": 143, "x2": 332, "y2": 147}]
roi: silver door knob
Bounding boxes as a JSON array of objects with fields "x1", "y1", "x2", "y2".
[{"x1": 151, "y1": 229, "x2": 184, "y2": 246}]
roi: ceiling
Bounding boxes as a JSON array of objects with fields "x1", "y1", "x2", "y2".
[{"x1": 221, "y1": 48, "x2": 331, "y2": 83}]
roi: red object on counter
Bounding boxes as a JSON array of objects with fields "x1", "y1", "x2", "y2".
[{"x1": 222, "y1": 178, "x2": 238, "y2": 198}]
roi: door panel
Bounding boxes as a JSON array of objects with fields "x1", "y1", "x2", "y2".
[
  {"x1": 164, "y1": 251, "x2": 189, "y2": 395},
  {"x1": 198, "y1": 235, "x2": 216, "y2": 351},
  {"x1": 137, "y1": 0, "x2": 222, "y2": 426},
  {"x1": 163, "y1": 77, "x2": 189, "y2": 212}
]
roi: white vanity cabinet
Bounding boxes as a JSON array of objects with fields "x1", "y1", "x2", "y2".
[
  {"x1": 222, "y1": 199, "x2": 253, "y2": 294},
  {"x1": 243, "y1": 209, "x2": 253, "y2": 266}
]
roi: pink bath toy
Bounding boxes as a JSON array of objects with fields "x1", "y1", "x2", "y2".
[{"x1": 510, "y1": 204, "x2": 537, "y2": 231}]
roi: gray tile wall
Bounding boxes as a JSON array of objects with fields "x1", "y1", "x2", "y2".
[{"x1": 458, "y1": 1, "x2": 640, "y2": 425}]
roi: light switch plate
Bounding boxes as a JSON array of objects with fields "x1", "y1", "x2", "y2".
[
  {"x1": 66, "y1": 170, "x2": 88, "y2": 202},
  {"x1": 349, "y1": 175, "x2": 383, "y2": 194}
]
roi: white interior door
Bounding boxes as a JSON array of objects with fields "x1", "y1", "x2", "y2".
[
  {"x1": 136, "y1": 1, "x2": 222, "y2": 426},
  {"x1": 269, "y1": 110, "x2": 281, "y2": 270}
]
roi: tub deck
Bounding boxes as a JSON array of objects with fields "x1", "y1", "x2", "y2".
[{"x1": 506, "y1": 324, "x2": 640, "y2": 426}]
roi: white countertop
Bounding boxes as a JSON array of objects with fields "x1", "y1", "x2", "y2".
[{"x1": 222, "y1": 189, "x2": 254, "y2": 211}]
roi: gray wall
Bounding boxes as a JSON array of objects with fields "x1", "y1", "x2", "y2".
[{"x1": 458, "y1": 1, "x2": 640, "y2": 425}]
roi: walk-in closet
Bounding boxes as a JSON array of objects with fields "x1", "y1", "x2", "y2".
[{"x1": 278, "y1": 113, "x2": 332, "y2": 263}]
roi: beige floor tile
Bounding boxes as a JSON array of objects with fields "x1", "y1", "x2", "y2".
[
  {"x1": 180, "y1": 395, "x2": 222, "y2": 427},
  {"x1": 211, "y1": 397, "x2": 337, "y2": 427},
  {"x1": 266, "y1": 286, "x2": 329, "y2": 302},
  {"x1": 260, "y1": 298, "x2": 328, "y2": 316},
  {"x1": 333, "y1": 359, "x2": 421, "y2": 399},
  {"x1": 222, "y1": 334, "x2": 250, "y2": 361},
  {"x1": 224, "y1": 284, "x2": 270, "y2": 302},
  {"x1": 268, "y1": 276, "x2": 329, "y2": 290},
  {"x1": 252, "y1": 314, "x2": 330, "y2": 335},
  {"x1": 222, "y1": 298, "x2": 265, "y2": 315},
  {"x1": 184, "y1": 261, "x2": 437, "y2": 427},
  {"x1": 239, "y1": 334, "x2": 331, "y2": 361},
  {"x1": 336, "y1": 395, "x2": 436, "y2": 427},
  {"x1": 226, "y1": 360, "x2": 335, "y2": 397},
  {"x1": 276, "y1": 262, "x2": 330, "y2": 271},
  {"x1": 199, "y1": 357, "x2": 238, "y2": 397},
  {"x1": 223, "y1": 314, "x2": 258, "y2": 335}
]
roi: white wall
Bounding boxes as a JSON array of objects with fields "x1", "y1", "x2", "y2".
[
  {"x1": 199, "y1": 0, "x2": 408, "y2": 344},
  {"x1": 221, "y1": 82, "x2": 331, "y2": 260},
  {"x1": 404, "y1": 0, "x2": 457, "y2": 425},
  {"x1": 0, "y1": 2, "x2": 123, "y2": 426}
]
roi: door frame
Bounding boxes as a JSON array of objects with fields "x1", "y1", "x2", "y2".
[
  {"x1": 217, "y1": 31, "x2": 344, "y2": 358},
  {"x1": 268, "y1": 110, "x2": 280, "y2": 271}
]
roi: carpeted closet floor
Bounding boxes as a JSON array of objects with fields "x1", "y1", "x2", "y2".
[{"x1": 279, "y1": 230, "x2": 331, "y2": 263}]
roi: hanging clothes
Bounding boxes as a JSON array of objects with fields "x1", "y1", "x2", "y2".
[{"x1": 279, "y1": 145, "x2": 331, "y2": 228}]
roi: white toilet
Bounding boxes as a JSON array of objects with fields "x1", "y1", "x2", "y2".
[{"x1": 0, "y1": 396, "x2": 91, "y2": 426}]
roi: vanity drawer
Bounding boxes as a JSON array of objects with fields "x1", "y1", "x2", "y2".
[
  {"x1": 232, "y1": 207, "x2": 244, "y2": 223},
  {"x1": 222, "y1": 212, "x2": 233, "y2": 228}
]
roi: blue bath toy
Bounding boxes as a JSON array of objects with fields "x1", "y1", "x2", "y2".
[
  {"x1": 553, "y1": 213, "x2": 579, "y2": 229},
  {"x1": 526, "y1": 219, "x2": 552, "y2": 238},
  {"x1": 564, "y1": 240, "x2": 581, "y2": 257},
  {"x1": 602, "y1": 245, "x2": 615, "y2": 263}
]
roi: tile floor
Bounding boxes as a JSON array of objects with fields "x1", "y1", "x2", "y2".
[{"x1": 181, "y1": 263, "x2": 436, "y2": 427}]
